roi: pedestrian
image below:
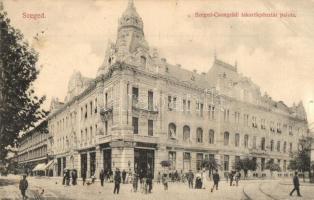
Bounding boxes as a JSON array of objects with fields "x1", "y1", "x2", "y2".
[
  {"x1": 157, "y1": 171, "x2": 161, "y2": 184},
  {"x1": 82, "y1": 170, "x2": 87, "y2": 186},
  {"x1": 100, "y1": 169, "x2": 105, "y2": 186},
  {"x1": 235, "y1": 171, "x2": 241, "y2": 186},
  {"x1": 132, "y1": 172, "x2": 139, "y2": 192},
  {"x1": 65, "y1": 170, "x2": 70, "y2": 186},
  {"x1": 113, "y1": 168, "x2": 121, "y2": 194},
  {"x1": 290, "y1": 171, "x2": 302, "y2": 197},
  {"x1": 147, "y1": 170, "x2": 153, "y2": 193},
  {"x1": 62, "y1": 169, "x2": 66, "y2": 185},
  {"x1": 187, "y1": 170, "x2": 194, "y2": 188},
  {"x1": 19, "y1": 174, "x2": 28, "y2": 200},
  {"x1": 122, "y1": 169, "x2": 127, "y2": 184},
  {"x1": 229, "y1": 170, "x2": 235, "y2": 186},
  {"x1": 71, "y1": 170, "x2": 77, "y2": 185},
  {"x1": 162, "y1": 173, "x2": 168, "y2": 191},
  {"x1": 109, "y1": 170, "x2": 113, "y2": 182},
  {"x1": 211, "y1": 169, "x2": 220, "y2": 192}
]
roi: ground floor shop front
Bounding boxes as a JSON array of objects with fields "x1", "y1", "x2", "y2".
[{"x1": 52, "y1": 142, "x2": 294, "y2": 179}]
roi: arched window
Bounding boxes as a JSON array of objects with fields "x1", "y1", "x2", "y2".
[
  {"x1": 168, "y1": 123, "x2": 176, "y2": 138},
  {"x1": 208, "y1": 129, "x2": 215, "y2": 144},
  {"x1": 140, "y1": 56, "x2": 146, "y2": 66},
  {"x1": 196, "y1": 128, "x2": 203, "y2": 143},
  {"x1": 244, "y1": 134, "x2": 249, "y2": 148},
  {"x1": 224, "y1": 132, "x2": 229, "y2": 146},
  {"x1": 270, "y1": 140, "x2": 274, "y2": 151},
  {"x1": 261, "y1": 137, "x2": 266, "y2": 150},
  {"x1": 183, "y1": 126, "x2": 190, "y2": 141},
  {"x1": 235, "y1": 133, "x2": 240, "y2": 147}
]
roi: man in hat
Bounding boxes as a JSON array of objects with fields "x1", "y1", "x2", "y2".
[
  {"x1": 290, "y1": 171, "x2": 302, "y2": 197},
  {"x1": 187, "y1": 170, "x2": 194, "y2": 188},
  {"x1": 113, "y1": 168, "x2": 121, "y2": 194},
  {"x1": 19, "y1": 174, "x2": 28, "y2": 200}
]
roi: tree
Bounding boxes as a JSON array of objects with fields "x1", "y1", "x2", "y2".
[
  {"x1": 0, "y1": 6, "x2": 47, "y2": 161},
  {"x1": 234, "y1": 158, "x2": 258, "y2": 178},
  {"x1": 288, "y1": 137, "x2": 311, "y2": 182},
  {"x1": 265, "y1": 159, "x2": 281, "y2": 177},
  {"x1": 202, "y1": 157, "x2": 221, "y2": 178}
]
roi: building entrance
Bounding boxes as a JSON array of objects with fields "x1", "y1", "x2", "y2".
[
  {"x1": 80, "y1": 154, "x2": 87, "y2": 177},
  {"x1": 103, "y1": 149, "x2": 111, "y2": 172},
  {"x1": 134, "y1": 148, "x2": 154, "y2": 178}
]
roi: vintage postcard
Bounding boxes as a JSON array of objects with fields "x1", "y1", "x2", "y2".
[{"x1": 1, "y1": 0, "x2": 314, "y2": 199}]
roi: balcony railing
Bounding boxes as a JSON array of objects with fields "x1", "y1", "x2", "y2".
[{"x1": 132, "y1": 102, "x2": 158, "y2": 114}]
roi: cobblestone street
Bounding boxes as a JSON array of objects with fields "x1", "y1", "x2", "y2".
[{"x1": 1, "y1": 175, "x2": 313, "y2": 200}]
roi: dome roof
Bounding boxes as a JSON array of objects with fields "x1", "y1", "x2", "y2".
[{"x1": 118, "y1": 0, "x2": 143, "y2": 31}]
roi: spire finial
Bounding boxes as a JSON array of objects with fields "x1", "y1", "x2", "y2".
[
  {"x1": 0, "y1": 1, "x2": 4, "y2": 11},
  {"x1": 128, "y1": 0, "x2": 135, "y2": 8}
]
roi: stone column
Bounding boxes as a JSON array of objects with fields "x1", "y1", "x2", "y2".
[
  {"x1": 87, "y1": 153, "x2": 90, "y2": 178},
  {"x1": 155, "y1": 144, "x2": 167, "y2": 176},
  {"x1": 95, "y1": 146, "x2": 102, "y2": 176},
  {"x1": 60, "y1": 157, "x2": 64, "y2": 176},
  {"x1": 177, "y1": 150, "x2": 183, "y2": 172}
]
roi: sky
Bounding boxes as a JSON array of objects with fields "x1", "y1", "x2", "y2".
[{"x1": 3, "y1": 0, "x2": 314, "y2": 123}]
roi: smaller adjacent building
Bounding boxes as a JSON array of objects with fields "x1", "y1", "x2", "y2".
[{"x1": 17, "y1": 120, "x2": 54, "y2": 176}]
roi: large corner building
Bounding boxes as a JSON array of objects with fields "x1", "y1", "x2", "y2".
[{"x1": 19, "y1": 0, "x2": 309, "y2": 178}]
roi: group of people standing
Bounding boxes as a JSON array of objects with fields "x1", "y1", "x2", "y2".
[{"x1": 62, "y1": 169, "x2": 78, "y2": 186}]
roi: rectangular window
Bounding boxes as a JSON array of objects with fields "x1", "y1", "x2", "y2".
[
  {"x1": 187, "y1": 100, "x2": 191, "y2": 112},
  {"x1": 85, "y1": 104, "x2": 88, "y2": 119},
  {"x1": 224, "y1": 155, "x2": 229, "y2": 171},
  {"x1": 244, "y1": 135, "x2": 249, "y2": 148},
  {"x1": 95, "y1": 98, "x2": 98, "y2": 113},
  {"x1": 173, "y1": 97, "x2": 177, "y2": 110},
  {"x1": 148, "y1": 120, "x2": 153, "y2": 136},
  {"x1": 253, "y1": 136, "x2": 257, "y2": 149},
  {"x1": 105, "y1": 121, "x2": 108, "y2": 135},
  {"x1": 148, "y1": 91, "x2": 154, "y2": 111},
  {"x1": 90, "y1": 101, "x2": 93, "y2": 116},
  {"x1": 90, "y1": 126, "x2": 93, "y2": 142},
  {"x1": 132, "y1": 87, "x2": 139, "y2": 106},
  {"x1": 196, "y1": 153, "x2": 203, "y2": 171},
  {"x1": 200, "y1": 103, "x2": 203, "y2": 117},
  {"x1": 132, "y1": 117, "x2": 139, "y2": 134},
  {"x1": 183, "y1": 99, "x2": 186, "y2": 112},
  {"x1": 183, "y1": 152, "x2": 191, "y2": 171},
  {"x1": 105, "y1": 93, "x2": 108, "y2": 108},
  {"x1": 168, "y1": 96, "x2": 172, "y2": 110}
]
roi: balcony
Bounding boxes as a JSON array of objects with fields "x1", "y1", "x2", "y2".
[
  {"x1": 132, "y1": 102, "x2": 158, "y2": 115},
  {"x1": 100, "y1": 105, "x2": 113, "y2": 121}
]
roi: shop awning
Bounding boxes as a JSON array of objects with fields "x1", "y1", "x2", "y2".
[
  {"x1": 44, "y1": 160, "x2": 54, "y2": 170},
  {"x1": 32, "y1": 163, "x2": 46, "y2": 171}
]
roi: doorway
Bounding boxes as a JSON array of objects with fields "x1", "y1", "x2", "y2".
[{"x1": 134, "y1": 148, "x2": 154, "y2": 178}]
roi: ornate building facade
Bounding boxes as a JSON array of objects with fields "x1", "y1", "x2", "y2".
[{"x1": 46, "y1": 0, "x2": 308, "y2": 178}]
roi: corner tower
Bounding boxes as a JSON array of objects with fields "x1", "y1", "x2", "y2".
[
  {"x1": 97, "y1": 0, "x2": 150, "y2": 76},
  {"x1": 116, "y1": 0, "x2": 149, "y2": 54}
]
